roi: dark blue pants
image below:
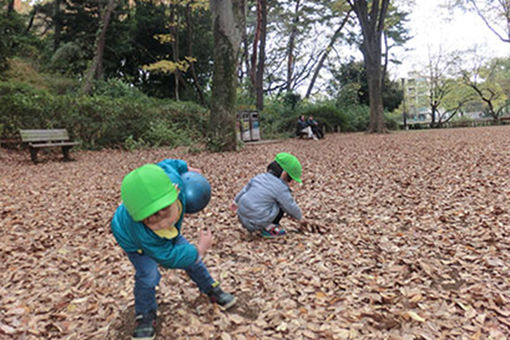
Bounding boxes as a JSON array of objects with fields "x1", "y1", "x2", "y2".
[{"x1": 127, "y1": 235, "x2": 215, "y2": 315}]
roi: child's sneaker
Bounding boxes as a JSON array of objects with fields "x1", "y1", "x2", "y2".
[
  {"x1": 207, "y1": 282, "x2": 236, "y2": 310},
  {"x1": 132, "y1": 310, "x2": 156, "y2": 340},
  {"x1": 260, "y1": 224, "x2": 286, "y2": 238}
]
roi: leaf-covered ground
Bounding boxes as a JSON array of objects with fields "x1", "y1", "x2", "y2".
[{"x1": 1, "y1": 126, "x2": 510, "y2": 340}]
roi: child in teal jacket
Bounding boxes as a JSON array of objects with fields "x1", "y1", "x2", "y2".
[{"x1": 111, "y1": 159, "x2": 235, "y2": 340}]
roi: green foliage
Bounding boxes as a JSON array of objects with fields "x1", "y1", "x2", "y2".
[
  {"x1": 91, "y1": 79, "x2": 147, "y2": 99},
  {"x1": 143, "y1": 120, "x2": 192, "y2": 148},
  {"x1": 206, "y1": 134, "x2": 230, "y2": 152},
  {"x1": 0, "y1": 12, "x2": 40, "y2": 74},
  {"x1": 107, "y1": 0, "x2": 214, "y2": 101},
  {"x1": 259, "y1": 97, "x2": 400, "y2": 138},
  {"x1": 123, "y1": 135, "x2": 146, "y2": 151},
  {"x1": 0, "y1": 81, "x2": 54, "y2": 137},
  {"x1": 49, "y1": 42, "x2": 88, "y2": 76},
  {"x1": 451, "y1": 114, "x2": 474, "y2": 123},
  {"x1": 3, "y1": 58, "x2": 80, "y2": 94},
  {"x1": 0, "y1": 79, "x2": 209, "y2": 150},
  {"x1": 459, "y1": 54, "x2": 510, "y2": 119},
  {"x1": 1, "y1": 58, "x2": 47, "y2": 87},
  {"x1": 384, "y1": 111, "x2": 401, "y2": 130},
  {"x1": 187, "y1": 145, "x2": 205, "y2": 154},
  {"x1": 281, "y1": 92, "x2": 302, "y2": 110},
  {"x1": 327, "y1": 60, "x2": 403, "y2": 112}
]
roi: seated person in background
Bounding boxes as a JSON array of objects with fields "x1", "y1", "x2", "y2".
[
  {"x1": 306, "y1": 115, "x2": 324, "y2": 139},
  {"x1": 296, "y1": 115, "x2": 316, "y2": 140}
]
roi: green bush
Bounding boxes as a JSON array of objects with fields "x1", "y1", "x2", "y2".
[
  {"x1": 0, "y1": 81, "x2": 55, "y2": 137},
  {"x1": 49, "y1": 42, "x2": 88, "y2": 76},
  {"x1": 342, "y1": 105, "x2": 370, "y2": 131},
  {"x1": 258, "y1": 99, "x2": 400, "y2": 137},
  {"x1": 91, "y1": 79, "x2": 148, "y2": 99},
  {"x1": 259, "y1": 101, "x2": 297, "y2": 139},
  {"x1": 0, "y1": 80, "x2": 209, "y2": 149},
  {"x1": 384, "y1": 112, "x2": 401, "y2": 130}
]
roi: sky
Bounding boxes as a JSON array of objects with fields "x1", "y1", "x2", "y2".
[{"x1": 392, "y1": 0, "x2": 510, "y2": 79}]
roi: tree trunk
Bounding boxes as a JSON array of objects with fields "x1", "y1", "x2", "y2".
[
  {"x1": 26, "y1": 7, "x2": 37, "y2": 33},
  {"x1": 170, "y1": 3, "x2": 180, "y2": 101},
  {"x1": 255, "y1": 0, "x2": 266, "y2": 110},
  {"x1": 250, "y1": 0, "x2": 261, "y2": 89},
  {"x1": 209, "y1": 0, "x2": 246, "y2": 152},
  {"x1": 468, "y1": 84, "x2": 501, "y2": 120},
  {"x1": 305, "y1": 9, "x2": 351, "y2": 99},
  {"x1": 430, "y1": 103, "x2": 438, "y2": 128},
  {"x1": 186, "y1": 3, "x2": 206, "y2": 106},
  {"x1": 242, "y1": 25, "x2": 250, "y2": 86},
  {"x1": 349, "y1": 0, "x2": 389, "y2": 133},
  {"x1": 53, "y1": 0, "x2": 62, "y2": 51},
  {"x1": 7, "y1": 0, "x2": 14, "y2": 16},
  {"x1": 382, "y1": 30, "x2": 388, "y2": 91},
  {"x1": 365, "y1": 56, "x2": 385, "y2": 132},
  {"x1": 286, "y1": 0, "x2": 300, "y2": 93},
  {"x1": 81, "y1": 0, "x2": 116, "y2": 95}
]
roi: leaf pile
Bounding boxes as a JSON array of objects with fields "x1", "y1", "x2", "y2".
[{"x1": 1, "y1": 127, "x2": 509, "y2": 339}]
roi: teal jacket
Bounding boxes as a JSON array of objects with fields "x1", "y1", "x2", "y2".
[{"x1": 111, "y1": 159, "x2": 199, "y2": 269}]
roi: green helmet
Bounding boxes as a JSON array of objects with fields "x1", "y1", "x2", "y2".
[
  {"x1": 121, "y1": 164, "x2": 178, "y2": 221},
  {"x1": 275, "y1": 152, "x2": 302, "y2": 183}
]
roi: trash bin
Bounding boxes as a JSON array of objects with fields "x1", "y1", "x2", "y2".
[{"x1": 237, "y1": 111, "x2": 260, "y2": 142}]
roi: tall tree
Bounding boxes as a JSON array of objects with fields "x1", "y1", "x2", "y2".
[
  {"x1": 53, "y1": 0, "x2": 61, "y2": 51},
  {"x1": 305, "y1": 5, "x2": 352, "y2": 99},
  {"x1": 285, "y1": 0, "x2": 300, "y2": 93},
  {"x1": 254, "y1": 0, "x2": 266, "y2": 110},
  {"x1": 263, "y1": 0, "x2": 327, "y2": 94},
  {"x1": 347, "y1": 0, "x2": 390, "y2": 133},
  {"x1": 327, "y1": 60, "x2": 402, "y2": 111},
  {"x1": 422, "y1": 48, "x2": 461, "y2": 127},
  {"x1": 244, "y1": 0, "x2": 267, "y2": 110},
  {"x1": 82, "y1": 0, "x2": 117, "y2": 94},
  {"x1": 170, "y1": 2, "x2": 181, "y2": 100},
  {"x1": 209, "y1": 0, "x2": 246, "y2": 151},
  {"x1": 459, "y1": 52, "x2": 510, "y2": 120},
  {"x1": 139, "y1": 0, "x2": 212, "y2": 100},
  {"x1": 185, "y1": 1, "x2": 207, "y2": 105},
  {"x1": 435, "y1": 80, "x2": 473, "y2": 126}
]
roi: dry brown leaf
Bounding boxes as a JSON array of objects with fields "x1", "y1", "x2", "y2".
[
  {"x1": 2, "y1": 129, "x2": 510, "y2": 339},
  {"x1": 406, "y1": 311, "x2": 426, "y2": 322}
]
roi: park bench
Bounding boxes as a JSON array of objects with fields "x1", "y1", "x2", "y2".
[
  {"x1": 19, "y1": 129, "x2": 79, "y2": 163},
  {"x1": 500, "y1": 116, "x2": 510, "y2": 124}
]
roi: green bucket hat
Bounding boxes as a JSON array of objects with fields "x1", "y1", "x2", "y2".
[
  {"x1": 121, "y1": 164, "x2": 178, "y2": 221},
  {"x1": 275, "y1": 152, "x2": 302, "y2": 183}
]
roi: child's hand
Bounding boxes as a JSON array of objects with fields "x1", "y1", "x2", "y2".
[
  {"x1": 188, "y1": 166, "x2": 202, "y2": 174},
  {"x1": 229, "y1": 202, "x2": 238, "y2": 213},
  {"x1": 197, "y1": 228, "x2": 213, "y2": 258}
]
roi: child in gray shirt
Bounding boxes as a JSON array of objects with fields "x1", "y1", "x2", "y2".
[{"x1": 230, "y1": 152, "x2": 304, "y2": 238}]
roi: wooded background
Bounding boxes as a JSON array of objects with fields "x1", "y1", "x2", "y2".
[{"x1": 0, "y1": 0, "x2": 509, "y2": 148}]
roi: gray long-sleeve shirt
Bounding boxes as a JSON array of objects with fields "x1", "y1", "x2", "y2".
[{"x1": 234, "y1": 172, "x2": 302, "y2": 232}]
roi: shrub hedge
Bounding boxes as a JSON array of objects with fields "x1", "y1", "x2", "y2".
[{"x1": 0, "y1": 80, "x2": 208, "y2": 149}]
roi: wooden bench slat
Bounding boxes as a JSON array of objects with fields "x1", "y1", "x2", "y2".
[
  {"x1": 29, "y1": 142, "x2": 79, "y2": 148},
  {"x1": 20, "y1": 129, "x2": 71, "y2": 142}
]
